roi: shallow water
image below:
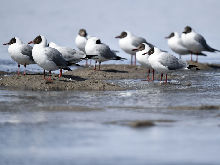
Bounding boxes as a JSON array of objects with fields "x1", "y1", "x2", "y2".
[{"x1": 0, "y1": 70, "x2": 220, "y2": 165}]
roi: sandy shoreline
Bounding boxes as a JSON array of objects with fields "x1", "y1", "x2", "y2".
[
  {"x1": 0, "y1": 64, "x2": 147, "y2": 91},
  {"x1": 0, "y1": 62, "x2": 220, "y2": 91}
]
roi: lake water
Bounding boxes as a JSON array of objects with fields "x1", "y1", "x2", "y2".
[{"x1": 1, "y1": 0, "x2": 220, "y2": 165}]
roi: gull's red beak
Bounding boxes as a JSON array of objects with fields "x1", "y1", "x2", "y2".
[
  {"x1": 3, "y1": 43, "x2": 9, "y2": 45},
  {"x1": 28, "y1": 41, "x2": 33, "y2": 44}
]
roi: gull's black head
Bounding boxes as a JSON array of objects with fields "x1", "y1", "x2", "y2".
[
  {"x1": 79, "y1": 29, "x2": 87, "y2": 37},
  {"x1": 96, "y1": 39, "x2": 101, "y2": 44},
  {"x1": 165, "y1": 32, "x2": 175, "y2": 39},
  {"x1": 115, "y1": 31, "x2": 127, "y2": 39},
  {"x1": 147, "y1": 47, "x2": 154, "y2": 55},
  {"x1": 132, "y1": 43, "x2": 145, "y2": 52},
  {"x1": 33, "y1": 35, "x2": 42, "y2": 44},
  {"x1": 28, "y1": 35, "x2": 42, "y2": 44},
  {"x1": 3, "y1": 37, "x2": 16, "y2": 45},
  {"x1": 183, "y1": 26, "x2": 192, "y2": 34}
]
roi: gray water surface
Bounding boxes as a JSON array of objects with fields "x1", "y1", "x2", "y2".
[{"x1": 0, "y1": 71, "x2": 220, "y2": 165}]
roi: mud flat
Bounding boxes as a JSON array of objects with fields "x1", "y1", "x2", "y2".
[
  {"x1": 0, "y1": 65, "x2": 148, "y2": 91},
  {"x1": 0, "y1": 63, "x2": 219, "y2": 91}
]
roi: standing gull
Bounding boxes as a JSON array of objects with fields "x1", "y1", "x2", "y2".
[
  {"x1": 181, "y1": 26, "x2": 219, "y2": 62},
  {"x1": 28, "y1": 35, "x2": 71, "y2": 80},
  {"x1": 3, "y1": 37, "x2": 35, "y2": 75},
  {"x1": 147, "y1": 47, "x2": 197, "y2": 83},
  {"x1": 165, "y1": 32, "x2": 206, "y2": 60},
  {"x1": 132, "y1": 43, "x2": 154, "y2": 81},
  {"x1": 115, "y1": 31, "x2": 152, "y2": 66},
  {"x1": 85, "y1": 37, "x2": 126, "y2": 70},
  {"x1": 75, "y1": 28, "x2": 90, "y2": 65}
]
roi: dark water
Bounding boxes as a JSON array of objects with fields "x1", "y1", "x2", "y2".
[{"x1": 0, "y1": 70, "x2": 220, "y2": 165}]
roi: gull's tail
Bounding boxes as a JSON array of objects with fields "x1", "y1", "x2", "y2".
[
  {"x1": 205, "y1": 44, "x2": 220, "y2": 52},
  {"x1": 62, "y1": 66, "x2": 72, "y2": 71},
  {"x1": 187, "y1": 64, "x2": 200, "y2": 70},
  {"x1": 82, "y1": 55, "x2": 98, "y2": 59},
  {"x1": 113, "y1": 56, "x2": 127, "y2": 60}
]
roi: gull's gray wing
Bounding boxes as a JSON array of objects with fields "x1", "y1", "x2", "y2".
[
  {"x1": 63, "y1": 48, "x2": 85, "y2": 62},
  {"x1": 21, "y1": 45, "x2": 35, "y2": 62},
  {"x1": 98, "y1": 44, "x2": 118, "y2": 59},
  {"x1": 98, "y1": 44, "x2": 125, "y2": 60},
  {"x1": 159, "y1": 53, "x2": 186, "y2": 70},
  {"x1": 131, "y1": 37, "x2": 154, "y2": 49},
  {"x1": 45, "y1": 47, "x2": 71, "y2": 70},
  {"x1": 131, "y1": 37, "x2": 147, "y2": 47},
  {"x1": 194, "y1": 34, "x2": 219, "y2": 52}
]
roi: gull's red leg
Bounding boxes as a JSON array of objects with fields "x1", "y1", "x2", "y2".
[
  {"x1": 98, "y1": 62, "x2": 101, "y2": 71},
  {"x1": 147, "y1": 69, "x2": 150, "y2": 81},
  {"x1": 161, "y1": 73, "x2": 163, "y2": 81},
  {"x1": 43, "y1": 70, "x2": 46, "y2": 79},
  {"x1": 49, "y1": 70, "x2": 52, "y2": 80},
  {"x1": 94, "y1": 61, "x2": 97, "y2": 70},
  {"x1": 17, "y1": 64, "x2": 20, "y2": 75},
  {"x1": 59, "y1": 69, "x2": 62, "y2": 78},
  {"x1": 152, "y1": 69, "x2": 155, "y2": 81},
  {"x1": 134, "y1": 55, "x2": 136, "y2": 66},
  {"x1": 23, "y1": 63, "x2": 26, "y2": 76},
  {"x1": 165, "y1": 74, "x2": 167, "y2": 83}
]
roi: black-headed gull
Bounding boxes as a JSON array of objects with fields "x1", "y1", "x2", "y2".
[
  {"x1": 3, "y1": 37, "x2": 35, "y2": 75},
  {"x1": 181, "y1": 26, "x2": 219, "y2": 62},
  {"x1": 75, "y1": 28, "x2": 90, "y2": 66},
  {"x1": 132, "y1": 43, "x2": 154, "y2": 81},
  {"x1": 75, "y1": 29, "x2": 88, "y2": 53},
  {"x1": 165, "y1": 32, "x2": 207, "y2": 60},
  {"x1": 146, "y1": 47, "x2": 197, "y2": 83},
  {"x1": 115, "y1": 31, "x2": 152, "y2": 66},
  {"x1": 28, "y1": 35, "x2": 71, "y2": 80},
  {"x1": 85, "y1": 37, "x2": 126, "y2": 70},
  {"x1": 48, "y1": 42, "x2": 85, "y2": 64}
]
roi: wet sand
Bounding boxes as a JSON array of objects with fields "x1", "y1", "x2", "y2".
[
  {"x1": 0, "y1": 65, "x2": 158, "y2": 91},
  {"x1": 0, "y1": 63, "x2": 220, "y2": 91}
]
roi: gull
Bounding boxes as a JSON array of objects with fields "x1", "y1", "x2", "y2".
[
  {"x1": 165, "y1": 32, "x2": 207, "y2": 60},
  {"x1": 28, "y1": 35, "x2": 71, "y2": 80},
  {"x1": 85, "y1": 37, "x2": 126, "y2": 70},
  {"x1": 146, "y1": 47, "x2": 197, "y2": 83},
  {"x1": 115, "y1": 31, "x2": 152, "y2": 66},
  {"x1": 75, "y1": 28, "x2": 90, "y2": 65},
  {"x1": 181, "y1": 26, "x2": 219, "y2": 62},
  {"x1": 75, "y1": 29, "x2": 88, "y2": 53},
  {"x1": 48, "y1": 42, "x2": 86, "y2": 64},
  {"x1": 3, "y1": 37, "x2": 35, "y2": 75},
  {"x1": 132, "y1": 43, "x2": 154, "y2": 81}
]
